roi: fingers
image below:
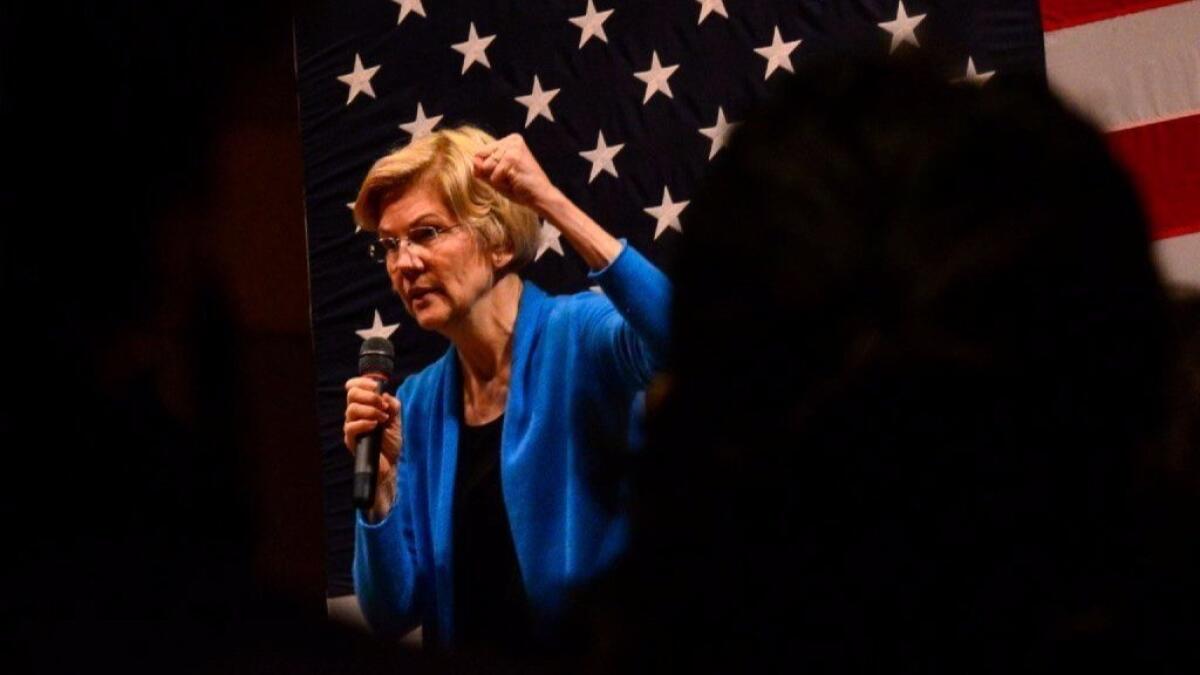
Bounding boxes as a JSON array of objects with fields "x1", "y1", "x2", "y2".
[
  {"x1": 345, "y1": 377, "x2": 399, "y2": 453},
  {"x1": 476, "y1": 139, "x2": 502, "y2": 158},
  {"x1": 345, "y1": 376, "x2": 383, "y2": 394},
  {"x1": 490, "y1": 157, "x2": 517, "y2": 187},
  {"x1": 476, "y1": 134, "x2": 520, "y2": 160},
  {"x1": 474, "y1": 141, "x2": 503, "y2": 169},
  {"x1": 480, "y1": 146, "x2": 507, "y2": 173},
  {"x1": 343, "y1": 399, "x2": 401, "y2": 452},
  {"x1": 475, "y1": 135, "x2": 526, "y2": 176},
  {"x1": 382, "y1": 393, "x2": 400, "y2": 417},
  {"x1": 345, "y1": 382, "x2": 400, "y2": 419},
  {"x1": 348, "y1": 401, "x2": 388, "y2": 422},
  {"x1": 473, "y1": 134, "x2": 555, "y2": 207},
  {"x1": 476, "y1": 153, "x2": 510, "y2": 185},
  {"x1": 344, "y1": 419, "x2": 379, "y2": 452},
  {"x1": 346, "y1": 378, "x2": 385, "y2": 407}
]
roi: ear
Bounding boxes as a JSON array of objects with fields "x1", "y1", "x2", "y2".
[{"x1": 490, "y1": 244, "x2": 515, "y2": 272}]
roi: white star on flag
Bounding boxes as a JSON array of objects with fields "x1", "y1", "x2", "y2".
[
  {"x1": 696, "y1": 0, "x2": 728, "y2": 24},
  {"x1": 634, "y1": 51, "x2": 680, "y2": 104},
  {"x1": 451, "y1": 22, "x2": 495, "y2": 74},
  {"x1": 699, "y1": 107, "x2": 739, "y2": 160},
  {"x1": 535, "y1": 221, "x2": 564, "y2": 260},
  {"x1": 645, "y1": 187, "x2": 689, "y2": 240},
  {"x1": 390, "y1": 0, "x2": 425, "y2": 25},
  {"x1": 515, "y1": 76, "x2": 561, "y2": 128},
  {"x1": 399, "y1": 103, "x2": 443, "y2": 139},
  {"x1": 579, "y1": 131, "x2": 624, "y2": 183},
  {"x1": 337, "y1": 54, "x2": 380, "y2": 105},
  {"x1": 355, "y1": 310, "x2": 400, "y2": 341},
  {"x1": 754, "y1": 27, "x2": 802, "y2": 80},
  {"x1": 569, "y1": 0, "x2": 614, "y2": 49},
  {"x1": 953, "y1": 57, "x2": 994, "y2": 86},
  {"x1": 879, "y1": 1, "x2": 926, "y2": 54}
]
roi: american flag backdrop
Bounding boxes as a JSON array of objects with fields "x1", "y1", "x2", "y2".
[{"x1": 293, "y1": 0, "x2": 1200, "y2": 599}]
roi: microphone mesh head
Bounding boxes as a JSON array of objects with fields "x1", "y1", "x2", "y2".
[{"x1": 358, "y1": 336, "x2": 395, "y2": 376}]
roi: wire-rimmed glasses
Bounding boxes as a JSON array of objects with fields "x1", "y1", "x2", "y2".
[{"x1": 367, "y1": 224, "x2": 461, "y2": 263}]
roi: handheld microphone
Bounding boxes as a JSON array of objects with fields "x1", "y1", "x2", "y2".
[{"x1": 353, "y1": 337, "x2": 395, "y2": 511}]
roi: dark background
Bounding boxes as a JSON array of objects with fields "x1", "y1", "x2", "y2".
[
  {"x1": 2, "y1": 3, "x2": 1197, "y2": 670},
  {"x1": 2, "y1": 0, "x2": 326, "y2": 623},
  {"x1": 0, "y1": 0, "x2": 1046, "y2": 616}
]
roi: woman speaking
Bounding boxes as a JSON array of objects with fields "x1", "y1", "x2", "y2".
[{"x1": 342, "y1": 126, "x2": 670, "y2": 654}]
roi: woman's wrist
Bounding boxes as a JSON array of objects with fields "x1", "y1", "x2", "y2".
[
  {"x1": 367, "y1": 469, "x2": 397, "y2": 523},
  {"x1": 532, "y1": 184, "x2": 569, "y2": 222}
]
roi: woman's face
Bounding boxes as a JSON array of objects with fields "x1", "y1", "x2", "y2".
[{"x1": 377, "y1": 182, "x2": 507, "y2": 333}]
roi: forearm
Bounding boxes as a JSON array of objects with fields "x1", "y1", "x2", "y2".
[
  {"x1": 354, "y1": 479, "x2": 421, "y2": 633},
  {"x1": 588, "y1": 243, "x2": 673, "y2": 373},
  {"x1": 535, "y1": 188, "x2": 622, "y2": 270},
  {"x1": 366, "y1": 469, "x2": 396, "y2": 523}
]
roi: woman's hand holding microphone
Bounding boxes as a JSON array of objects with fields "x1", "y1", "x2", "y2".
[{"x1": 344, "y1": 378, "x2": 402, "y2": 522}]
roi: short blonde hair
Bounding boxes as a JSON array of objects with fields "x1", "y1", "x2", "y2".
[{"x1": 353, "y1": 126, "x2": 540, "y2": 273}]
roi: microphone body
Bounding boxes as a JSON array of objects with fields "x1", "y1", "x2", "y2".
[{"x1": 353, "y1": 337, "x2": 396, "y2": 511}]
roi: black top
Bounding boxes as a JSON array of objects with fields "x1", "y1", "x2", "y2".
[{"x1": 452, "y1": 415, "x2": 534, "y2": 652}]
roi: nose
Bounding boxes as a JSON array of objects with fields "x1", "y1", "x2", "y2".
[{"x1": 391, "y1": 244, "x2": 424, "y2": 279}]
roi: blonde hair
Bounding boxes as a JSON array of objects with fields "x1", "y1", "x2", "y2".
[{"x1": 353, "y1": 126, "x2": 540, "y2": 273}]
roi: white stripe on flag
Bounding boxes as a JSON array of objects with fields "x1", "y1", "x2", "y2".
[
  {"x1": 1044, "y1": 0, "x2": 1200, "y2": 132},
  {"x1": 1154, "y1": 232, "x2": 1200, "y2": 290}
]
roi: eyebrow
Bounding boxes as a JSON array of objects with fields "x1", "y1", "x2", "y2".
[
  {"x1": 409, "y1": 213, "x2": 443, "y2": 225},
  {"x1": 380, "y1": 212, "x2": 444, "y2": 236},
  {"x1": 409, "y1": 216, "x2": 447, "y2": 228}
]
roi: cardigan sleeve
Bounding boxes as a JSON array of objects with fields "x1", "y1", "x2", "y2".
[
  {"x1": 351, "y1": 417, "x2": 424, "y2": 637},
  {"x1": 582, "y1": 240, "x2": 672, "y2": 388}
]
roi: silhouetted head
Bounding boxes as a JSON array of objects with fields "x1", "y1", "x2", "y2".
[{"x1": 626, "y1": 55, "x2": 1185, "y2": 672}]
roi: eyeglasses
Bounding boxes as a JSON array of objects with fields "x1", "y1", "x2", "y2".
[{"x1": 368, "y1": 224, "x2": 461, "y2": 263}]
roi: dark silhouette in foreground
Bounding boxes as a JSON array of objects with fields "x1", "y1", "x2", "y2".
[{"x1": 576, "y1": 57, "x2": 1200, "y2": 673}]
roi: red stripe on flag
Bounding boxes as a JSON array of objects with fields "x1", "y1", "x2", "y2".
[
  {"x1": 1040, "y1": 0, "x2": 1191, "y2": 31},
  {"x1": 1107, "y1": 113, "x2": 1200, "y2": 240}
]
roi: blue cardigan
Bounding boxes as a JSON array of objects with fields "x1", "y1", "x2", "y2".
[{"x1": 353, "y1": 242, "x2": 671, "y2": 645}]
